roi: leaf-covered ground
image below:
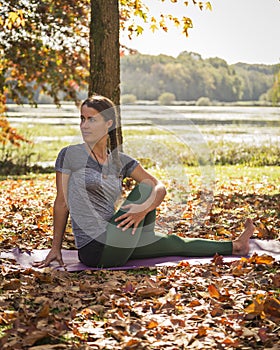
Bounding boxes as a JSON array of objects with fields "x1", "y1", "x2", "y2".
[{"x1": 0, "y1": 170, "x2": 280, "y2": 349}]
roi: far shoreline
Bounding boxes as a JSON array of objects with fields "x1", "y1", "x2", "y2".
[{"x1": 6, "y1": 100, "x2": 280, "y2": 109}]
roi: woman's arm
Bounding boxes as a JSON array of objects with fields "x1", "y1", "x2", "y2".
[
  {"x1": 130, "y1": 164, "x2": 166, "y2": 213},
  {"x1": 115, "y1": 164, "x2": 166, "y2": 234},
  {"x1": 33, "y1": 171, "x2": 70, "y2": 267}
]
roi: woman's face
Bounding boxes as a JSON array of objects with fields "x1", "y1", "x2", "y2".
[{"x1": 80, "y1": 105, "x2": 113, "y2": 145}]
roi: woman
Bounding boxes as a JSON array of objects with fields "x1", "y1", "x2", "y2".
[{"x1": 34, "y1": 95, "x2": 255, "y2": 268}]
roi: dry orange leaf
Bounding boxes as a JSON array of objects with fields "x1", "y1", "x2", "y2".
[
  {"x1": 37, "y1": 303, "x2": 50, "y2": 318},
  {"x1": 263, "y1": 297, "x2": 280, "y2": 321},
  {"x1": 197, "y1": 326, "x2": 208, "y2": 337},
  {"x1": 249, "y1": 254, "x2": 275, "y2": 265},
  {"x1": 189, "y1": 299, "x2": 202, "y2": 307},
  {"x1": 210, "y1": 307, "x2": 224, "y2": 317},
  {"x1": 208, "y1": 284, "x2": 221, "y2": 299},
  {"x1": 244, "y1": 294, "x2": 265, "y2": 318},
  {"x1": 178, "y1": 260, "x2": 190, "y2": 268},
  {"x1": 147, "y1": 320, "x2": 158, "y2": 329},
  {"x1": 222, "y1": 337, "x2": 239, "y2": 346},
  {"x1": 137, "y1": 287, "x2": 166, "y2": 298},
  {"x1": 123, "y1": 338, "x2": 141, "y2": 348}
]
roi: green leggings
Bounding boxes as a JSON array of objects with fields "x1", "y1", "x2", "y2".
[{"x1": 98, "y1": 183, "x2": 232, "y2": 267}]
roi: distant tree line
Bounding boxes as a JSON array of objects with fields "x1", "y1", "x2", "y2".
[
  {"x1": 8, "y1": 51, "x2": 278, "y2": 105},
  {"x1": 120, "y1": 51, "x2": 279, "y2": 103}
]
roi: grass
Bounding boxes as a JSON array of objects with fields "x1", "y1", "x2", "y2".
[
  {"x1": 124, "y1": 135, "x2": 280, "y2": 167},
  {"x1": 187, "y1": 165, "x2": 280, "y2": 194},
  {"x1": 1, "y1": 120, "x2": 279, "y2": 176},
  {"x1": 215, "y1": 165, "x2": 280, "y2": 183},
  {"x1": 17, "y1": 123, "x2": 80, "y2": 137},
  {"x1": 33, "y1": 140, "x2": 73, "y2": 163},
  {"x1": 0, "y1": 325, "x2": 12, "y2": 339},
  {"x1": 145, "y1": 165, "x2": 280, "y2": 212},
  {"x1": 15, "y1": 123, "x2": 81, "y2": 164}
]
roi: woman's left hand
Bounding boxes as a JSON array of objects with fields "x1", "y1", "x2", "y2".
[{"x1": 115, "y1": 203, "x2": 148, "y2": 235}]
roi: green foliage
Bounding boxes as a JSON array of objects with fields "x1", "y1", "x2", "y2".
[
  {"x1": 124, "y1": 135, "x2": 280, "y2": 168},
  {"x1": 234, "y1": 63, "x2": 276, "y2": 102},
  {"x1": 0, "y1": 121, "x2": 78, "y2": 175},
  {"x1": 196, "y1": 96, "x2": 212, "y2": 106},
  {"x1": 121, "y1": 53, "x2": 276, "y2": 102},
  {"x1": 270, "y1": 69, "x2": 280, "y2": 105},
  {"x1": 0, "y1": 139, "x2": 53, "y2": 176},
  {"x1": 214, "y1": 165, "x2": 280, "y2": 193},
  {"x1": 121, "y1": 94, "x2": 137, "y2": 104},
  {"x1": 1, "y1": 114, "x2": 279, "y2": 177},
  {"x1": 158, "y1": 92, "x2": 176, "y2": 105},
  {"x1": 211, "y1": 141, "x2": 280, "y2": 167},
  {"x1": 37, "y1": 93, "x2": 55, "y2": 104}
]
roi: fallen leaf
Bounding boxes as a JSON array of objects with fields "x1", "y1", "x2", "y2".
[
  {"x1": 37, "y1": 303, "x2": 50, "y2": 318},
  {"x1": 23, "y1": 330, "x2": 49, "y2": 347},
  {"x1": 137, "y1": 287, "x2": 166, "y2": 297},
  {"x1": 263, "y1": 297, "x2": 280, "y2": 322},
  {"x1": 29, "y1": 345, "x2": 68, "y2": 350},
  {"x1": 208, "y1": 284, "x2": 221, "y2": 299},
  {"x1": 197, "y1": 326, "x2": 208, "y2": 337},
  {"x1": 249, "y1": 254, "x2": 275, "y2": 265},
  {"x1": 272, "y1": 273, "x2": 280, "y2": 288},
  {"x1": 2, "y1": 278, "x2": 21, "y2": 290},
  {"x1": 147, "y1": 320, "x2": 158, "y2": 329}
]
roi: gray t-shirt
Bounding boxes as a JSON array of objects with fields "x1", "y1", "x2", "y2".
[{"x1": 55, "y1": 144, "x2": 139, "y2": 249}]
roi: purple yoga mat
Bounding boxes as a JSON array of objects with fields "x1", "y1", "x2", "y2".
[{"x1": 1, "y1": 239, "x2": 279, "y2": 271}]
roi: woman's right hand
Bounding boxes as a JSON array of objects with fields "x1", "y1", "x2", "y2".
[{"x1": 32, "y1": 248, "x2": 65, "y2": 268}]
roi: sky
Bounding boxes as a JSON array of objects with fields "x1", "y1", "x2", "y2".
[{"x1": 120, "y1": 0, "x2": 280, "y2": 65}]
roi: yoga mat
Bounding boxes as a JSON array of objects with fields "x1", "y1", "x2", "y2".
[{"x1": 1, "y1": 239, "x2": 279, "y2": 271}]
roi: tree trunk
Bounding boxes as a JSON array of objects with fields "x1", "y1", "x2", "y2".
[{"x1": 89, "y1": 0, "x2": 123, "y2": 148}]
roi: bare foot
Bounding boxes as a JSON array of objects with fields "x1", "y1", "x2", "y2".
[{"x1": 232, "y1": 218, "x2": 255, "y2": 256}]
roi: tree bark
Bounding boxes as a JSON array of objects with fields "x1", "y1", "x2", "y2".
[{"x1": 89, "y1": 0, "x2": 123, "y2": 148}]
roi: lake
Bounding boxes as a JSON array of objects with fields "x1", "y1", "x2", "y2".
[{"x1": 6, "y1": 103, "x2": 280, "y2": 146}]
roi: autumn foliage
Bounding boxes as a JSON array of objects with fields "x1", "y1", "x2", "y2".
[
  {"x1": 0, "y1": 0, "x2": 212, "y2": 104},
  {"x1": 0, "y1": 0, "x2": 90, "y2": 147},
  {"x1": 0, "y1": 94, "x2": 30, "y2": 149},
  {"x1": 0, "y1": 171, "x2": 279, "y2": 348}
]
